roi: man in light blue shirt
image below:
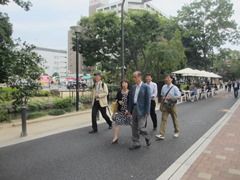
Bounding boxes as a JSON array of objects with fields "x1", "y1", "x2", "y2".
[{"x1": 156, "y1": 74, "x2": 181, "y2": 140}]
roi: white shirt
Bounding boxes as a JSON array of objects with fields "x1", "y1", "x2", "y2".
[
  {"x1": 134, "y1": 82, "x2": 143, "y2": 104},
  {"x1": 95, "y1": 81, "x2": 101, "y2": 95},
  {"x1": 234, "y1": 82, "x2": 238, "y2": 88},
  {"x1": 146, "y1": 81, "x2": 158, "y2": 98}
]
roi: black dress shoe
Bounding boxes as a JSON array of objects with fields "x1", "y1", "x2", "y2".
[
  {"x1": 129, "y1": 145, "x2": 141, "y2": 150},
  {"x1": 109, "y1": 125, "x2": 112, "y2": 129},
  {"x1": 88, "y1": 129, "x2": 98, "y2": 133},
  {"x1": 110, "y1": 139, "x2": 118, "y2": 144},
  {"x1": 153, "y1": 127, "x2": 157, "y2": 131},
  {"x1": 145, "y1": 138, "x2": 151, "y2": 146}
]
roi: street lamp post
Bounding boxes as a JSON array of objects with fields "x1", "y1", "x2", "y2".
[
  {"x1": 70, "y1": 26, "x2": 82, "y2": 111},
  {"x1": 121, "y1": 0, "x2": 126, "y2": 80}
]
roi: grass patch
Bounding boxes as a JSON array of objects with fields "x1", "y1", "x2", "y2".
[{"x1": 27, "y1": 111, "x2": 48, "y2": 120}]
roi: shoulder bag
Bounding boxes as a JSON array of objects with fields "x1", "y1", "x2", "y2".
[{"x1": 160, "y1": 86, "x2": 174, "y2": 112}]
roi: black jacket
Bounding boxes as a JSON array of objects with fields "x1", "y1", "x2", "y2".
[{"x1": 115, "y1": 90, "x2": 130, "y2": 112}]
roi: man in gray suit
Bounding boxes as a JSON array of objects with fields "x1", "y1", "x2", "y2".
[{"x1": 127, "y1": 71, "x2": 151, "y2": 150}]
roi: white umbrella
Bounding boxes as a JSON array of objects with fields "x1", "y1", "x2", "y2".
[
  {"x1": 172, "y1": 68, "x2": 196, "y2": 76},
  {"x1": 208, "y1": 72, "x2": 222, "y2": 78}
]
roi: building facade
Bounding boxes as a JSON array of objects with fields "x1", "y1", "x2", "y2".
[
  {"x1": 89, "y1": 0, "x2": 109, "y2": 16},
  {"x1": 96, "y1": 0, "x2": 165, "y2": 17},
  {"x1": 33, "y1": 47, "x2": 68, "y2": 80}
]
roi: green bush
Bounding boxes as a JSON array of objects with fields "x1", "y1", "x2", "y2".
[
  {"x1": 50, "y1": 89, "x2": 60, "y2": 96},
  {"x1": 0, "y1": 110, "x2": 10, "y2": 122},
  {"x1": 0, "y1": 92, "x2": 13, "y2": 101},
  {"x1": 27, "y1": 111, "x2": 48, "y2": 120},
  {"x1": 1, "y1": 87, "x2": 17, "y2": 93},
  {"x1": 79, "y1": 103, "x2": 85, "y2": 111},
  {"x1": 48, "y1": 109, "x2": 65, "y2": 116},
  {"x1": 79, "y1": 96, "x2": 92, "y2": 103},
  {"x1": 108, "y1": 84, "x2": 119, "y2": 92},
  {"x1": 27, "y1": 101, "x2": 42, "y2": 111},
  {"x1": 64, "y1": 107, "x2": 75, "y2": 113},
  {"x1": 53, "y1": 98, "x2": 73, "y2": 109},
  {"x1": 36, "y1": 90, "x2": 51, "y2": 97}
]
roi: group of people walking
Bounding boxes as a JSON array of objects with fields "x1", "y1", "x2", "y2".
[{"x1": 89, "y1": 71, "x2": 181, "y2": 150}]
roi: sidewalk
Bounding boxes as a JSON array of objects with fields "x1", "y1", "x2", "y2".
[
  {"x1": 0, "y1": 110, "x2": 105, "y2": 147},
  {"x1": 159, "y1": 97, "x2": 240, "y2": 180}
]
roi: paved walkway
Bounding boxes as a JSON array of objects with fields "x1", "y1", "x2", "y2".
[
  {"x1": 1, "y1": 92, "x2": 240, "y2": 180},
  {"x1": 181, "y1": 101, "x2": 240, "y2": 180},
  {"x1": 158, "y1": 96, "x2": 240, "y2": 180}
]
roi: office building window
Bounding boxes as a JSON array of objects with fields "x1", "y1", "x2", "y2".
[{"x1": 111, "y1": 5, "x2": 116, "y2": 9}]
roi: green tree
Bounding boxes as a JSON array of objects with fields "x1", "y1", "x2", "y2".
[
  {"x1": 78, "y1": 11, "x2": 121, "y2": 72},
  {"x1": 0, "y1": 12, "x2": 14, "y2": 83},
  {"x1": 215, "y1": 49, "x2": 240, "y2": 80},
  {"x1": 77, "y1": 10, "x2": 187, "y2": 82},
  {"x1": 0, "y1": 0, "x2": 32, "y2": 83},
  {"x1": 0, "y1": 0, "x2": 32, "y2": 11},
  {"x1": 9, "y1": 42, "x2": 44, "y2": 108},
  {"x1": 124, "y1": 10, "x2": 162, "y2": 71},
  {"x1": 177, "y1": 0, "x2": 240, "y2": 70},
  {"x1": 144, "y1": 29, "x2": 186, "y2": 80}
]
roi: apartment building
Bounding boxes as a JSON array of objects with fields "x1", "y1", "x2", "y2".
[
  {"x1": 33, "y1": 47, "x2": 68, "y2": 79},
  {"x1": 96, "y1": 0, "x2": 165, "y2": 17}
]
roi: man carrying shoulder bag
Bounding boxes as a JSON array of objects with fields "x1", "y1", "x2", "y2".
[
  {"x1": 89, "y1": 72, "x2": 112, "y2": 133},
  {"x1": 156, "y1": 74, "x2": 181, "y2": 140}
]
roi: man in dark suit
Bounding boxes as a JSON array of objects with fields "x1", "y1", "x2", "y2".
[
  {"x1": 233, "y1": 80, "x2": 240, "y2": 98},
  {"x1": 127, "y1": 71, "x2": 151, "y2": 150}
]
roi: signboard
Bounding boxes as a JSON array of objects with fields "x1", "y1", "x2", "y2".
[{"x1": 40, "y1": 75, "x2": 50, "y2": 84}]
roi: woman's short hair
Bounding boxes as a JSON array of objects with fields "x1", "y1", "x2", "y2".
[
  {"x1": 120, "y1": 79, "x2": 130, "y2": 89},
  {"x1": 165, "y1": 74, "x2": 174, "y2": 80}
]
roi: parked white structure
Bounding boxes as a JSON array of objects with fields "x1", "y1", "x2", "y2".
[{"x1": 33, "y1": 47, "x2": 68, "y2": 79}]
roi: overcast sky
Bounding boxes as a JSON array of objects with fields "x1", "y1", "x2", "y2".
[{"x1": 0, "y1": 0, "x2": 239, "y2": 50}]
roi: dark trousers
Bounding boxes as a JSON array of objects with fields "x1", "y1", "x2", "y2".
[
  {"x1": 145, "y1": 100, "x2": 157, "y2": 128},
  {"x1": 91, "y1": 100, "x2": 112, "y2": 130}
]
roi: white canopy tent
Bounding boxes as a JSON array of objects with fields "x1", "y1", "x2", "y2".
[
  {"x1": 172, "y1": 68, "x2": 222, "y2": 78},
  {"x1": 172, "y1": 68, "x2": 197, "y2": 76}
]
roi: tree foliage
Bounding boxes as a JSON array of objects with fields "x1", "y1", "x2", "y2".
[
  {"x1": 77, "y1": 10, "x2": 187, "y2": 82},
  {"x1": 10, "y1": 42, "x2": 45, "y2": 107},
  {"x1": 0, "y1": 12, "x2": 14, "y2": 83},
  {"x1": 177, "y1": 0, "x2": 240, "y2": 70},
  {"x1": 214, "y1": 49, "x2": 240, "y2": 80},
  {"x1": 145, "y1": 29, "x2": 186, "y2": 80},
  {"x1": 0, "y1": 0, "x2": 32, "y2": 11},
  {"x1": 78, "y1": 12, "x2": 121, "y2": 71}
]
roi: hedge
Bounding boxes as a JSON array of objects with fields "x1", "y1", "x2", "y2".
[{"x1": 48, "y1": 109, "x2": 65, "y2": 116}]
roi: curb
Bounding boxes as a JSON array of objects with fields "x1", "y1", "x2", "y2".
[
  {"x1": 157, "y1": 95, "x2": 240, "y2": 180},
  {"x1": 11, "y1": 109, "x2": 92, "y2": 127}
]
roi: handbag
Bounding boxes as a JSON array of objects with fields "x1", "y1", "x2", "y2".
[
  {"x1": 111, "y1": 101, "x2": 118, "y2": 113},
  {"x1": 160, "y1": 86, "x2": 174, "y2": 112},
  {"x1": 111, "y1": 112, "x2": 117, "y2": 121}
]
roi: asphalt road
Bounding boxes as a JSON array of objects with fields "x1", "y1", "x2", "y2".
[{"x1": 0, "y1": 92, "x2": 237, "y2": 180}]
